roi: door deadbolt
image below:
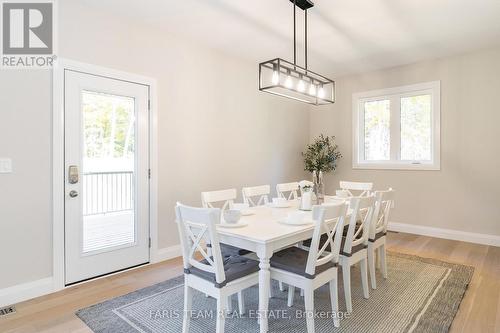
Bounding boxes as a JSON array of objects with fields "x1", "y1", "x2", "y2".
[
  {"x1": 69, "y1": 190, "x2": 79, "y2": 198},
  {"x1": 68, "y1": 165, "x2": 79, "y2": 184}
]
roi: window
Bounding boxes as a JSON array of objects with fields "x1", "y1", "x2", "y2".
[{"x1": 353, "y1": 81, "x2": 440, "y2": 170}]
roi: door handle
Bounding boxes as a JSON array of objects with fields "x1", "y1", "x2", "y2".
[{"x1": 69, "y1": 190, "x2": 79, "y2": 198}]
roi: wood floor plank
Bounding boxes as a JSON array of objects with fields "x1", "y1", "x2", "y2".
[
  {"x1": 460, "y1": 246, "x2": 500, "y2": 333},
  {"x1": 0, "y1": 233, "x2": 498, "y2": 333},
  {"x1": 496, "y1": 285, "x2": 500, "y2": 332},
  {"x1": 447, "y1": 242, "x2": 488, "y2": 333}
]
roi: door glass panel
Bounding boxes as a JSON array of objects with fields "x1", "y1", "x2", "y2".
[
  {"x1": 363, "y1": 99, "x2": 391, "y2": 160},
  {"x1": 81, "y1": 90, "x2": 136, "y2": 253}
]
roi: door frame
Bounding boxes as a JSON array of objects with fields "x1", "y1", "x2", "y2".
[{"x1": 52, "y1": 58, "x2": 158, "y2": 291}]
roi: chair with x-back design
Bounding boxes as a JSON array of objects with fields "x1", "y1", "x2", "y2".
[
  {"x1": 200, "y1": 189, "x2": 252, "y2": 311},
  {"x1": 242, "y1": 185, "x2": 270, "y2": 207},
  {"x1": 339, "y1": 195, "x2": 375, "y2": 313},
  {"x1": 339, "y1": 181, "x2": 373, "y2": 197},
  {"x1": 367, "y1": 188, "x2": 395, "y2": 289},
  {"x1": 176, "y1": 203, "x2": 259, "y2": 333},
  {"x1": 271, "y1": 202, "x2": 349, "y2": 332},
  {"x1": 201, "y1": 189, "x2": 237, "y2": 210},
  {"x1": 276, "y1": 182, "x2": 300, "y2": 200}
]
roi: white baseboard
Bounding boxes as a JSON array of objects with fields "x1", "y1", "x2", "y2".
[
  {"x1": 0, "y1": 246, "x2": 182, "y2": 307},
  {"x1": 388, "y1": 222, "x2": 500, "y2": 247},
  {"x1": 152, "y1": 244, "x2": 182, "y2": 263},
  {"x1": 0, "y1": 277, "x2": 54, "y2": 307}
]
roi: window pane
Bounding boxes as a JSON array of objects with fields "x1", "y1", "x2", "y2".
[
  {"x1": 364, "y1": 100, "x2": 390, "y2": 160},
  {"x1": 401, "y1": 94, "x2": 431, "y2": 161}
]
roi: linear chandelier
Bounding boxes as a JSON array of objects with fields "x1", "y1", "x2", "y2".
[{"x1": 259, "y1": 0, "x2": 335, "y2": 105}]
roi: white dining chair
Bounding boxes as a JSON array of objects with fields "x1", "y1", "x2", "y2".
[
  {"x1": 201, "y1": 188, "x2": 248, "y2": 256},
  {"x1": 176, "y1": 203, "x2": 259, "y2": 333},
  {"x1": 242, "y1": 185, "x2": 270, "y2": 206},
  {"x1": 201, "y1": 188, "x2": 237, "y2": 210},
  {"x1": 339, "y1": 195, "x2": 375, "y2": 313},
  {"x1": 200, "y1": 188, "x2": 249, "y2": 309},
  {"x1": 271, "y1": 202, "x2": 348, "y2": 331},
  {"x1": 367, "y1": 188, "x2": 395, "y2": 289},
  {"x1": 276, "y1": 182, "x2": 300, "y2": 200},
  {"x1": 339, "y1": 181, "x2": 373, "y2": 197}
]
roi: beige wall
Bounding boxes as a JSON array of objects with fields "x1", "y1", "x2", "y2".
[
  {"x1": 2, "y1": 0, "x2": 499, "y2": 293},
  {"x1": 0, "y1": 70, "x2": 53, "y2": 289},
  {"x1": 310, "y1": 47, "x2": 500, "y2": 236},
  {"x1": 0, "y1": 1, "x2": 309, "y2": 289}
]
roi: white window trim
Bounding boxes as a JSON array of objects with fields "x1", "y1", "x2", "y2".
[{"x1": 352, "y1": 81, "x2": 441, "y2": 171}]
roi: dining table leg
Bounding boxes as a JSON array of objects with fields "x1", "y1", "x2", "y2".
[{"x1": 257, "y1": 247, "x2": 272, "y2": 333}]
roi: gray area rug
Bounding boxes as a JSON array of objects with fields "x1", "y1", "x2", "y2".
[{"x1": 77, "y1": 252, "x2": 473, "y2": 333}]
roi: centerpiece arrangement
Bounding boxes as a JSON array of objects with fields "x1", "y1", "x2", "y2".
[{"x1": 302, "y1": 134, "x2": 342, "y2": 203}]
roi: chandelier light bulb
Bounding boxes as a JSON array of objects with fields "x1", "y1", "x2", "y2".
[
  {"x1": 272, "y1": 70, "x2": 280, "y2": 85},
  {"x1": 285, "y1": 73, "x2": 293, "y2": 88},
  {"x1": 309, "y1": 83, "x2": 317, "y2": 96},
  {"x1": 318, "y1": 85, "x2": 325, "y2": 99},
  {"x1": 297, "y1": 78, "x2": 305, "y2": 92}
]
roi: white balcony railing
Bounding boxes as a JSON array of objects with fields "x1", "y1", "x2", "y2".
[{"x1": 82, "y1": 171, "x2": 134, "y2": 216}]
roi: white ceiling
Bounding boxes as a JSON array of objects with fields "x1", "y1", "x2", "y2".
[{"x1": 80, "y1": 0, "x2": 500, "y2": 77}]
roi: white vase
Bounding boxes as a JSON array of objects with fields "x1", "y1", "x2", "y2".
[{"x1": 300, "y1": 187, "x2": 313, "y2": 210}]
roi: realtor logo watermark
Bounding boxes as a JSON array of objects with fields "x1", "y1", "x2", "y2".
[{"x1": 1, "y1": 0, "x2": 56, "y2": 68}]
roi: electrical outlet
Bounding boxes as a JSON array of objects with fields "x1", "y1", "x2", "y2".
[
  {"x1": 0, "y1": 158, "x2": 12, "y2": 173},
  {"x1": 0, "y1": 305, "x2": 16, "y2": 317}
]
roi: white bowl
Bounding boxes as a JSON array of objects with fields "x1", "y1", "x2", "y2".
[
  {"x1": 233, "y1": 203, "x2": 250, "y2": 210},
  {"x1": 223, "y1": 210, "x2": 242, "y2": 224},
  {"x1": 232, "y1": 203, "x2": 254, "y2": 215}
]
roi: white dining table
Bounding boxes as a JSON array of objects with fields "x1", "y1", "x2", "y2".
[{"x1": 216, "y1": 197, "x2": 348, "y2": 333}]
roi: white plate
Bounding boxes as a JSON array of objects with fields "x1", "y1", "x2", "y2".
[
  {"x1": 218, "y1": 222, "x2": 248, "y2": 228},
  {"x1": 240, "y1": 209, "x2": 255, "y2": 216},
  {"x1": 267, "y1": 203, "x2": 292, "y2": 208},
  {"x1": 277, "y1": 218, "x2": 313, "y2": 226},
  {"x1": 327, "y1": 196, "x2": 350, "y2": 201}
]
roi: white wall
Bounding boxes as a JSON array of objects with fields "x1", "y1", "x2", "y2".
[
  {"x1": 310, "y1": 46, "x2": 500, "y2": 237},
  {"x1": 0, "y1": 1, "x2": 310, "y2": 290}
]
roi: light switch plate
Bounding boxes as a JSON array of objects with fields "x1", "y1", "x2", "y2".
[{"x1": 0, "y1": 158, "x2": 13, "y2": 173}]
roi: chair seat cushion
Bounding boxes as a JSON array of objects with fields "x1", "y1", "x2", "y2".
[
  {"x1": 302, "y1": 234, "x2": 366, "y2": 257},
  {"x1": 220, "y1": 243, "x2": 252, "y2": 256},
  {"x1": 342, "y1": 222, "x2": 363, "y2": 235},
  {"x1": 302, "y1": 237, "x2": 312, "y2": 248},
  {"x1": 369, "y1": 231, "x2": 387, "y2": 242},
  {"x1": 270, "y1": 247, "x2": 335, "y2": 279},
  {"x1": 340, "y1": 236, "x2": 367, "y2": 257},
  {"x1": 185, "y1": 255, "x2": 259, "y2": 288}
]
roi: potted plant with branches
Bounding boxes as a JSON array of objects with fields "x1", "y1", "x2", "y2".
[{"x1": 302, "y1": 134, "x2": 342, "y2": 203}]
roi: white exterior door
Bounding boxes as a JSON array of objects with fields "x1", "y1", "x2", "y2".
[{"x1": 64, "y1": 70, "x2": 150, "y2": 285}]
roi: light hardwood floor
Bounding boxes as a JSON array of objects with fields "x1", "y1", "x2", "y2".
[{"x1": 1, "y1": 232, "x2": 499, "y2": 333}]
